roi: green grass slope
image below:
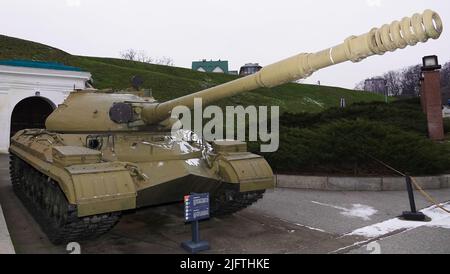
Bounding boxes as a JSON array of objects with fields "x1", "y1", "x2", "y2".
[{"x1": 0, "y1": 34, "x2": 387, "y2": 113}]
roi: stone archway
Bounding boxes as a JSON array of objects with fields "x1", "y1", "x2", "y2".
[{"x1": 10, "y1": 96, "x2": 55, "y2": 137}]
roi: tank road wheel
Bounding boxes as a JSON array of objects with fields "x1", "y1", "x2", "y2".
[
  {"x1": 9, "y1": 154, "x2": 121, "y2": 245},
  {"x1": 9, "y1": 154, "x2": 23, "y2": 192},
  {"x1": 210, "y1": 185, "x2": 265, "y2": 217}
]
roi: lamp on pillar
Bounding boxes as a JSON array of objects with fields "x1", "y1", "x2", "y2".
[
  {"x1": 421, "y1": 55, "x2": 444, "y2": 141},
  {"x1": 422, "y1": 55, "x2": 441, "y2": 71}
]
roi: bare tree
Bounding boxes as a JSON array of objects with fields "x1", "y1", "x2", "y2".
[
  {"x1": 356, "y1": 60, "x2": 450, "y2": 97},
  {"x1": 154, "y1": 56, "x2": 174, "y2": 66},
  {"x1": 401, "y1": 65, "x2": 421, "y2": 96},
  {"x1": 383, "y1": 70, "x2": 402, "y2": 96},
  {"x1": 136, "y1": 50, "x2": 153, "y2": 63},
  {"x1": 120, "y1": 49, "x2": 174, "y2": 66},
  {"x1": 441, "y1": 61, "x2": 450, "y2": 88},
  {"x1": 120, "y1": 49, "x2": 138, "y2": 61},
  {"x1": 354, "y1": 80, "x2": 365, "y2": 91}
]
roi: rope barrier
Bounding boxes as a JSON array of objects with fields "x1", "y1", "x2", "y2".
[{"x1": 366, "y1": 153, "x2": 450, "y2": 214}]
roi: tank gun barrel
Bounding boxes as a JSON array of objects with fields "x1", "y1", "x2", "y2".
[{"x1": 140, "y1": 10, "x2": 442, "y2": 125}]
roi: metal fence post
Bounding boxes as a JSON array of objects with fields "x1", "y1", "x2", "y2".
[{"x1": 401, "y1": 176, "x2": 427, "y2": 221}]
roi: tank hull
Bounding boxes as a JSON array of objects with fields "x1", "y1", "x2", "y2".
[{"x1": 9, "y1": 129, "x2": 274, "y2": 217}]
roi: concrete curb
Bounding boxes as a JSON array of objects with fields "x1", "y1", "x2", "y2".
[
  {"x1": 275, "y1": 174, "x2": 450, "y2": 191},
  {"x1": 0, "y1": 204, "x2": 15, "y2": 254}
]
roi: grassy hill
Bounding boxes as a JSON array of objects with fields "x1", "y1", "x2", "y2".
[{"x1": 0, "y1": 34, "x2": 387, "y2": 113}]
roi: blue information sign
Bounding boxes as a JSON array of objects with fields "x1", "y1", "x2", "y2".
[{"x1": 184, "y1": 193, "x2": 210, "y2": 222}]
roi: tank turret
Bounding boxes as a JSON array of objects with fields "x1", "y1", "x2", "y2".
[{"x1": 45, "y1": 10, "x2": 443, "y2": 132}]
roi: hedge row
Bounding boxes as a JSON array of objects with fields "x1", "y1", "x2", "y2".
[{"x1": 249, "y1": 99, "x2": 450, "y2": 176}]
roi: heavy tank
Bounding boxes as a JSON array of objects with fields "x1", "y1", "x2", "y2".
[{"x1": 9, "y1": 10, "x2": 443, "y2": 244}]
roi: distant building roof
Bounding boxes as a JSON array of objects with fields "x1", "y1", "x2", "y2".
[
  {"x1": 192, "y1": 60, "x2": 229, "y2": 74},
  {"x1": 239, "y1": 63, "x2": 262, "y2": 76},
  {"x1": 0, "y1": 60, "x2": 84, "y2": 72},
  {"x1": 241, "y1": 63, "x2": 261, "y2": 68}
]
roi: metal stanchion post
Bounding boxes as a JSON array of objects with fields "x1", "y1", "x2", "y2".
[{"x1": 401, "y1": 176, "x2": 427, "y2": 221}]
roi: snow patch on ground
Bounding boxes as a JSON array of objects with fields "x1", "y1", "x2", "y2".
[
  {"x1": 311, "y1": 201, "x2": 378, "y2": 221},
  {"x1": 347, "y1": 202, "x2": 450, "y2": 238},
  {"x1": 341, "y1": 204, "x2": 378, "y2": 221}
]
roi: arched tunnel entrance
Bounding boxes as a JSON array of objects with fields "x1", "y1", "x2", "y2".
[{"x1": 10, "y1": 97, "x2": 55, "y2": 137}]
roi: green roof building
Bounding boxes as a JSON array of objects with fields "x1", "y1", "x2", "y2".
[
  {"x1": 192, "y1": 60, "x2": 229, "y2": 74},
  {"x1": 0, "y1": 60, "x2": 84, "y2": 72}
]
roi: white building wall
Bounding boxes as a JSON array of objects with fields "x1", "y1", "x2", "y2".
[
  {"x1": 212, "y1": 67, "x2": 224, "y2": 73},
  {"x1": 0, "y1": 65, "x2": 91, "y2": 153}
]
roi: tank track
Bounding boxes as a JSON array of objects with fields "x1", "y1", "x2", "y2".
[
  {"x1": 210, "y1": 186, "x2": 265, "y2": 217},
  {"x1": 9, "y1": 154, "x2": 121, "y2": 245}
]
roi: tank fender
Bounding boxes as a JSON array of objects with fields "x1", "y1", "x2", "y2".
[
  {"x1": 215, "y1": 153, "x2": 274, "y2": 192},
  {"x1": 65, "y1": 163, "x2": 137, "y2": 217}
]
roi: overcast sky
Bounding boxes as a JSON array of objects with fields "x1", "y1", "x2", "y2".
[{"x1": 1, "y1": 0, "x2": 449, "y2": 89}]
